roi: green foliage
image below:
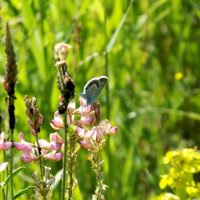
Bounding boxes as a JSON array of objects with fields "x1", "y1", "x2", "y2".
[
  {"x1": 0, "y1": 0, "x2": 200, "y2": 199},
  {"x1": 157, "y1": 148, "x2": 200, "y2": 200}
]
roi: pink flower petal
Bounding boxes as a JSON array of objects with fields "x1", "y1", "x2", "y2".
[
  {"x1": 50, "y1": 111, "x2": 64, "y2": 130},
  {"x1": 14, "y1": 133, "x2": 33, "y2": 151},
  {"x1": 0, "y1": 142, "x2": 12, "y2": 150},
  {"x1": 43, "y1": 152, "x2": 63, "y2": 161},
  {"x1": 80, "y1": 140, "x2": 93, "y2": 149},
  {"x1": 21, "y1": 151, "x2": 37, "y2": 163}
]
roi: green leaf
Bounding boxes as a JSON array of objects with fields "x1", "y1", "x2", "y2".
[
  {"x1": 4, "y1": 167, "x2": 25, "y2": 186},
  {"x1": 13, "y1": 186, "x2": 35, "y2": 199}
]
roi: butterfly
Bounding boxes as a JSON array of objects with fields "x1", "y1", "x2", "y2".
[{"x1": 80, "y1": 76, "x2": 108, "y2": 105}]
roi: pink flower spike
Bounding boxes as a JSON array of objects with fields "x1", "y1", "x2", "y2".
[
  {"x1": 50, "y1": 111, "x2": 64, "y2": 130},
  {"x1": 0, "y1": 132, "x2": 12, "y2": 150},
  {"x1": 44, "y1": 151, "x2": 63, "y2": 161}
]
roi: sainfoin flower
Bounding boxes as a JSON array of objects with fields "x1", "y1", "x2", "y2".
[
  {"x1": 43, "y1": 151, "x2": 63, "y2": 161},
  {"x1": 75, "y1": 98, "x2": 101, "y2": 126},
  {"x1": 77, "y1": 120, "x2": 117, "y2": 149},
  {"x1": 14, "y1": 132, "x2": 37, "y2": 162},
  {"x1": 14, "y1": 132, "x2": 33, "y2": 151},
  {"x1": 0, "y1": 132, "x2": 12, "y2": 150},
  {"x1": 14, "y1": 132, "x2": 63, "y2": 162},
  {"x1": 49, "y1": 132, "x2": 63, "y2": 151},
  {"x1": 50, "y1": 100, "x2": 75, "y2": 129}
]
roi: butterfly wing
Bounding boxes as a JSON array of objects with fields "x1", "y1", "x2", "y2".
[
  {"x1": 81, "y1": 76, "x2": 108, "y2": 105},
  {"x1": 83, "y1": 78, "x2": 100, "y2": 104},
  {"x1": 98, "y1": 76, "x2": 108, "y2": 95}
]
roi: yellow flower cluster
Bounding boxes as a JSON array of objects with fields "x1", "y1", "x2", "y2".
[{"x1": 157, "y1": 148, "x2": 200, "y2": 200}]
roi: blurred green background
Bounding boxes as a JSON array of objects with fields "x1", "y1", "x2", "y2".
[{"x1": 1, "y1": 0, "x2": 200, "y2": 199}]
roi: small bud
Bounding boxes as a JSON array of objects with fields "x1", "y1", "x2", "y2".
[{"x1": 54, "y1": 43, "x2": 72, "y2": 61}]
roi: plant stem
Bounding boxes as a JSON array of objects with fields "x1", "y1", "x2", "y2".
[
  {"x1": 35, "y1": 134, "x2": 43, "y2": 179},
  {"x1": 68, "y1": 131, "x2": 76, "y2": 200},
  {"x1": 10, "y1": 129, "x2": 14, "y2": 199},
  {"x1": 104, "y1": 1, "x2": 112, "y2": 198},
  {"x1": 68, "y1": 139, "x2": 72, "y2": 200},
  {"x1": 61, "y1": 111, "x2": 68, "y2": 200},
  {"x1": 2, "y1": 187, "x2": 6, "y2": 200},
  {"x1": 93, "y1": 146, "x2": 104, "y2": 200}
]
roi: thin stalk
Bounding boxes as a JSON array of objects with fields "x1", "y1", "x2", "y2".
[
  {"x1": 93, "y1": 146, "x2": 104, "y2": 200},
  {"x1": 68, "y1": 137, "x2": 73, "y2": 200},
  {"x1": 104, "y1": 0, "x2": 110, "y2": 120},
  {"x1": 3, "y1": 151, "x2": 8, "y2": 199},
  {"x1": 2, "y1": 188, "x2": 6, "y2": 200},
  {"x1": 61, "y1": 111, "x2": 68, "y2": 200},
  {"x1": 10, "y1": 129, "x2": 14, "y2": 199},
  {"x1": 35, "y1": 134, "x2": 43, "y2": 179},
  {"x1": 104, "y1": 1, "x2": 112, "y2": 197},
  {"x1": 95, "y1": 153, "x2": 102, "y2": 199}
]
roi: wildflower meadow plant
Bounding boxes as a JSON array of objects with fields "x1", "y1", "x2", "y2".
[
  {"x1": 0, "y1": 22, "x2": 117, "y2": 200},
  {"x1": 157, "y1": 148, "x2": 200, "y2": 200}
]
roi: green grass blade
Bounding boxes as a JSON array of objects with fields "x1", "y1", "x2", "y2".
[{"x1": 106, "y1": 0, "x2": 134, "y2": 53}]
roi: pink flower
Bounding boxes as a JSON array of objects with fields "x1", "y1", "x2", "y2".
[
  {"x1": 50, "y1": 100, "x2": 76, "y2": 129},
  {"x1": 14, "y1": 133, "x2": 37, "y2": 163},
  {"x1": 75, "y1": 99, "x2": 101, "y2": 126},
  {"x1": 50, "y1": 132, "x2": 63, "y2": 151},
  {"x1": 14, "y1": 132, "x2": 32, "y2": 152},
  {"x1": 0, "y1": 132, "x2": 12, "y2": 150},
  {"x1": 100, "y1": 120, "x2": 118, "y2": 135},
  {"x1": 38, "y1": 139, "x2": 51, "y2": 149},
  {"x1": 21, "y1": 148, "x2": 37, "y2": 163},
  {"x1": 67, "y1": 99, "x2": 76, "y2": 124},
  {"x1": 77, "y1": 119, "x2": 118, "y2": 149},
  {"x1": 80, "y1": 140, "x2": 93, "y2": 149},
  {"x1": 50, "y1": 111, "x2": 64, "y2": 130},
  {"x1": 43, "y1": 151, "x2": 63, "y2": 161},
  {"x1": 91, "y1": 126, "x2": 104, "y2": 143},
  {"x1": 14, "y1": 132, "x2": 63, "y2": 163},
  {"x1": 76, "y1": 127, "x2": 95, "y2": 139}
]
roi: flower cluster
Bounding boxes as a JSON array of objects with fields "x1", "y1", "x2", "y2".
[
  {"x1": 76, "y1": 98, "x2": 117, "y2": 149},
  {"x1": 0, "y1": 132, "x2": 63, "y2": 163},
  {"x1": 51, "y1": 96, "x2": 117, "y2": 149},
  {"x1": 157, "y1": 148, "x2": 200, "y2": 200},
  {"x1": 0, "y1": 96, "x2": 64, "y2": 163}
]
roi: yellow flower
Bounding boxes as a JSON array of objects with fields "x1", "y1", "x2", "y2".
[
  {"x1": 174, "y1": 72, "x2": 183, "y2": 80},
  {"x1": 186, "y1": 186, "x2": 200, "y2": 197}
]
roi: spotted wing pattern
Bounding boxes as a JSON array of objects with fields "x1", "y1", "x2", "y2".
[{"x1": 80, "y1": 76, "x2": 108, "y2": 105}]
